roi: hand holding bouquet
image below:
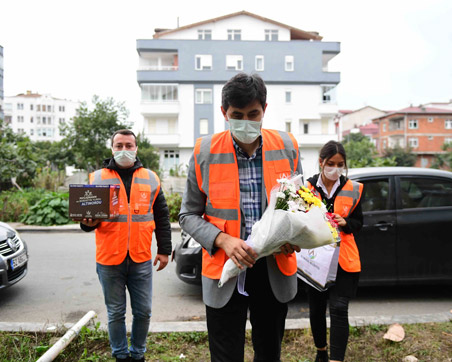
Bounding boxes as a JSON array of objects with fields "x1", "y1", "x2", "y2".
[{"x1": 218, "y1": 175, "x2": 340, "y2": 287}]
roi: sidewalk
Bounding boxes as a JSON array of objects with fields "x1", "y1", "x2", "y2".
[
  {"x1": 0, "y1": 311, "x2": 451, "y2": 333},
  {"x1": 8, "y1": 222, "x2": 181, "y2": 233}
]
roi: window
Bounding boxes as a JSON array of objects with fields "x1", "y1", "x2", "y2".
[
  {"x1": 265, "y1": 29, "x2": 278, "y2": 41},
  {"x1": 47, "y1": 105, "x2": 52, "y2": 112},
  {"x1": 302, "y1": 121, "x2": 309, "y2": 134},
  {"x1": 383, "y1": 139, "x2": 387, "y2": 149},
  {"x1": 30, "y1": 104, "x2": 33, "y2": 111},
  {"x1": 400, "y1": 177, "x2": 452, "y2": 208},
  {"x1": 321, "y1": 85, "x2": 334, "y2": 103},
  {"x1": 37, "y1": 105, "x2": 41, "y2": 111},
  {"x1": 383, "y1": 123, "x2": 386, "y2": 132},
  {"x1": 428, "y1": 117, "x2": 434, "y2": 123},
  {"x1": 59, "y1": 105, "x2": 65, "y2": 112},
  {"x1": 42, "y1": 116, "x2": 46, "y2": 125},
  {"x1": 17, "y1": 128, "x2": 24, "y2": 134},
  {"x1": 195, "y1": 89, "x2": 212, "y2": 104},
  {"x1": 17, "y1": 103, "x2": 24, "y2": 110},
  {"x1": 199, "y1": 119, "x2": 209, "y2": 135},
  {"x1": 30, "y1": 117, "x2": 33, "y2": 123},
  {"x1": 285, "y1": 91, "x2": 292, "y2": 103},
  {"x1": 255, "y1": 56, "x2": 264, "y2": 71},
  {"x1": 285, "y1": 120, "x2": 292, "y2": 133},
  {"x1": 141, "y1": 84, "x2": 178, "y2": 102},
  {"x1": 445, "y1": 119, "x2": 452, "y2": 129},
  {"x1": 17, "y1": 116, "x2": 24, "y2": 123},
  {"x1": 195, "y1": 54, "x2": 212, "y2": 70},
  {"x1": 43, "y1": 105, "x2": 46, "y2": 112},
  {"x1": 59, "y1": 118, "x2": 65, "y2": 124},
  {"x1": 428, "y1": 135, "x2": 434, "y2": 141},
  {"x1": 30, "y1": 129, "x2": 34, "y2": 136},
  {"x1": 285, "y1": 55, "x2": 294, "y2": 71},
  {"x1": 444, "y1": 137, "x2": 452, "y2": 145},
  {"x1": 409, "y1": 119, "x2": 418, "y2": 129},
  {"x1": 227, "y1": 29, "x2": 241, "y2": 40},
  {"x1": 408, "y1": 137, "x2": 418, "y2": 148},
  {"x1": 198, "y1": 29, "x2": 212, "y2": 40},
  {"x1": 226, "y1": 55, "x2": 243, "y2": 70},
  {"x1": 361, "y1": 178, "x2": 390, "y2": 212}
]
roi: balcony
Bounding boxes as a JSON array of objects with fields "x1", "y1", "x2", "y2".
[
  {"x1": 140, "y1": 101, "x2": 180, "y2": 115},
  {"x1": 318, "y1": 102, "x2": 339, "y2": 116},
  {"x1": 138, "y1": 51, "x2": 178, "y2": 72},
  {"x1": 138, "y1": 65, "x2": 178, "y2": 71},
  {"x1": 296, "y1": 133, "x2": 338, "y2": 147},
  {"x1": 144, "y1": 133, "x2": 180, "y2": 147}
]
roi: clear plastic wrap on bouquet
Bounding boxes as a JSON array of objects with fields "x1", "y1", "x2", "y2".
[{"x1": 218, "y1": 174, "x2": 338, "y2": 288}]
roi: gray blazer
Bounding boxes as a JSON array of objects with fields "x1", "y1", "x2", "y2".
[{"x1": 179, "y1": 133, "x2": 303, "y2": 308}]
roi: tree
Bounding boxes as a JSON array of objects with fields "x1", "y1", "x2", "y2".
[
  {"x1": 33, "y1": 140, "x2": 75, "y2": 171},
  {"x1": 431, "y1": 142, "x2": 452, "y2": 170},
  {"x1": 62, "y1": 96, "x2": 131, "y2": 171},
  {"x1": 342, "y1": 132, "x2": 396, "y2": 168},
  {"x1": 136, "y1": 132, "x2": 160, "y2": 175},
  {"x1": 0, "y1": 119, "x2": 38, "y2": 190},
  {"x1": 383, "y1": 145, "x2": 417, "y2": 166}
]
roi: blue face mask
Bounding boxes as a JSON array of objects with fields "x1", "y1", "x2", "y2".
[{"x1": 228, "y1": 118, "x2": 263, "y2": 144}]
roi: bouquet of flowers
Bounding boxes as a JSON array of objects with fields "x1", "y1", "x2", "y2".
[{"x1": 218, "y1": 174, "x2": 340, "y2": 287}]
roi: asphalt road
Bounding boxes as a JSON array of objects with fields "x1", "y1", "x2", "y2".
[{"x1": 0, "y1": 232, "x2": 451, "y2": 328}]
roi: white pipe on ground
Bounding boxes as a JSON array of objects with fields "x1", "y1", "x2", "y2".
[{"x1": 36, "y1": 310, "x2": 97, "y2": 362}]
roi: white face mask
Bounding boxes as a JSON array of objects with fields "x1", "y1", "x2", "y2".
[
  {"x1": 323, "y1": 165, "x2": 344, "y2": 181},
  {"x1": 228, "y1": 118, "x2": 263, "y2": 144},
  {"x1": 112, "y1": 149, "x2": 137, "y2": 168}
]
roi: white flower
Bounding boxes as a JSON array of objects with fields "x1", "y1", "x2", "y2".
[
  {"x1": 287, "y1": 200, "x2": 299, "y2": 212},
  {"x1": 179, "y1": 354, "x2": 186, "y2": 359},
  {"x1": 276, "y1": 191, "x2": 286, "y2": 199},
  {"x1": 277, "y1": 178, "x2": 289, "y2": 185}
]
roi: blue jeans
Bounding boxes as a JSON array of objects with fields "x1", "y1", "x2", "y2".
[{"x1": 96, "y1": 255, "x2": 153, "y2": 359}]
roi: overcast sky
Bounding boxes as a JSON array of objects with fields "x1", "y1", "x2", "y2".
[{"x1": 1, "y1": 0, "x2": 452, "y2": 128}]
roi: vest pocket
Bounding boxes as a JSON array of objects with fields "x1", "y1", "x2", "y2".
[{"x1": 97, "y1": 222, "x2": 120, "y2": 256}]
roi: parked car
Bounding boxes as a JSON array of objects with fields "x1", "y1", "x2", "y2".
[
  {"x1": 0, "y1": 222, "x2": 29, "y2": 289},
  {"x1": 173, "y1": 167, "x2": 452, "y2": 287}
]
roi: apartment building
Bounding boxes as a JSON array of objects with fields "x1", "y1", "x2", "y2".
[
  {"x1": 373, "y1": 106, "x2": 452, "y2": 167},
  {"x1": 335, "y1": 106, "x2": 386, "y2": 141},
  {"x1": 4, "y1": 91, "x2": 79, "y2": 142},
  {"x1": 136, "y1": 10, "x2": 340, "y2": 178},
  {"x1": 0, "y1": 45, "x2": 4, "y2": 120}
]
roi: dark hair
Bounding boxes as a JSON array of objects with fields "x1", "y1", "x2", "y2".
[
  {"x1": 111, "y1": 129, "x2": 137, "y2": 146},
  {"x1": 221, "y1": 73, "x2": 267, "y2": 111},
  {"x1": 319, "y1": 140, "x2": 348, "y2": 173}
]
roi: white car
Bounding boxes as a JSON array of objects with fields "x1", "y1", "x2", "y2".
[{"x1": 0, "y1": 222, "x2": 29, "y2": 289}]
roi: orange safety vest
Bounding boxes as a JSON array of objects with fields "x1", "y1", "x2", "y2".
[
  {"x1": 306, "y1": 179, "x2": 364, "y2": 272},
  {"x1": 89, "y1": 167, "x2": 160, "y2": 265},
  {"x1": 194, "y1": 129, "x2": 300, "y2": 279}
]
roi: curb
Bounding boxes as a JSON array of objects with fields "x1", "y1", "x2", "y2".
[
  {"x1": 9, "y1": 223, "x2": 181, "y2": 233},
  {"x1": 1, "y1": 312, "x2": 450, "y2": 333}
]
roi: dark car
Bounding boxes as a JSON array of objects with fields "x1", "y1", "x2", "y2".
[
  {"x1": 173, "y1": 167, "x2": 452, "y2": 286},
  {"x1": 0, "y1": 222, "x2": 29, "y2": 289}
]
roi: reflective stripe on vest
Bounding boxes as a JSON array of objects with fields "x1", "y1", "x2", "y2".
[
  {"x1": 307, "y1": 179, "x2": 363, "y2": 272},
  {"x1": 90, "y1": 167, "x2": 160, "y2": 265},
  {"x1": 195, "y1": 129, "x2": 300, "y2": 279}
]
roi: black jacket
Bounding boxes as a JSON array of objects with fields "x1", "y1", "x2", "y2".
[
  {"x1": 80, "y1": 157, "x2": 172, "y2": 255},
  {"x1": 307, "y1": 174, "x2": 363, "y2": 235}
]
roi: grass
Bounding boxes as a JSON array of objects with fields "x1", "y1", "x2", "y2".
[{"x1": 0, "y1": 321, "x2": 451, "y2": 361}]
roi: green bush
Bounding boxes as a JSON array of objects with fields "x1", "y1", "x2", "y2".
[
  {"x1": 20, "y1": 192, "x2": 70, "y2": 226},
  {"x1": 0, "y1": 188, "x2": 49, "y2": 222},
  {"x1": 165, "y1": 192, "x2": 182, "y2": 222}
]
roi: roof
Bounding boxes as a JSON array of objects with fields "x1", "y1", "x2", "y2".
[
  {"x1": 373, "y1": 106, "x2": 452, "y2": 121},
  {"x1": 348, "y1": 167, "x2": 452, "y2": 179},
  {"x1": 153, "y1": 10, "x2": 322, "y2": 41}
]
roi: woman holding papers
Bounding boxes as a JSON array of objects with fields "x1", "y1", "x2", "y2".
[{"x1": 303, "y1": 140, "x2": 364, "y2": 362}]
